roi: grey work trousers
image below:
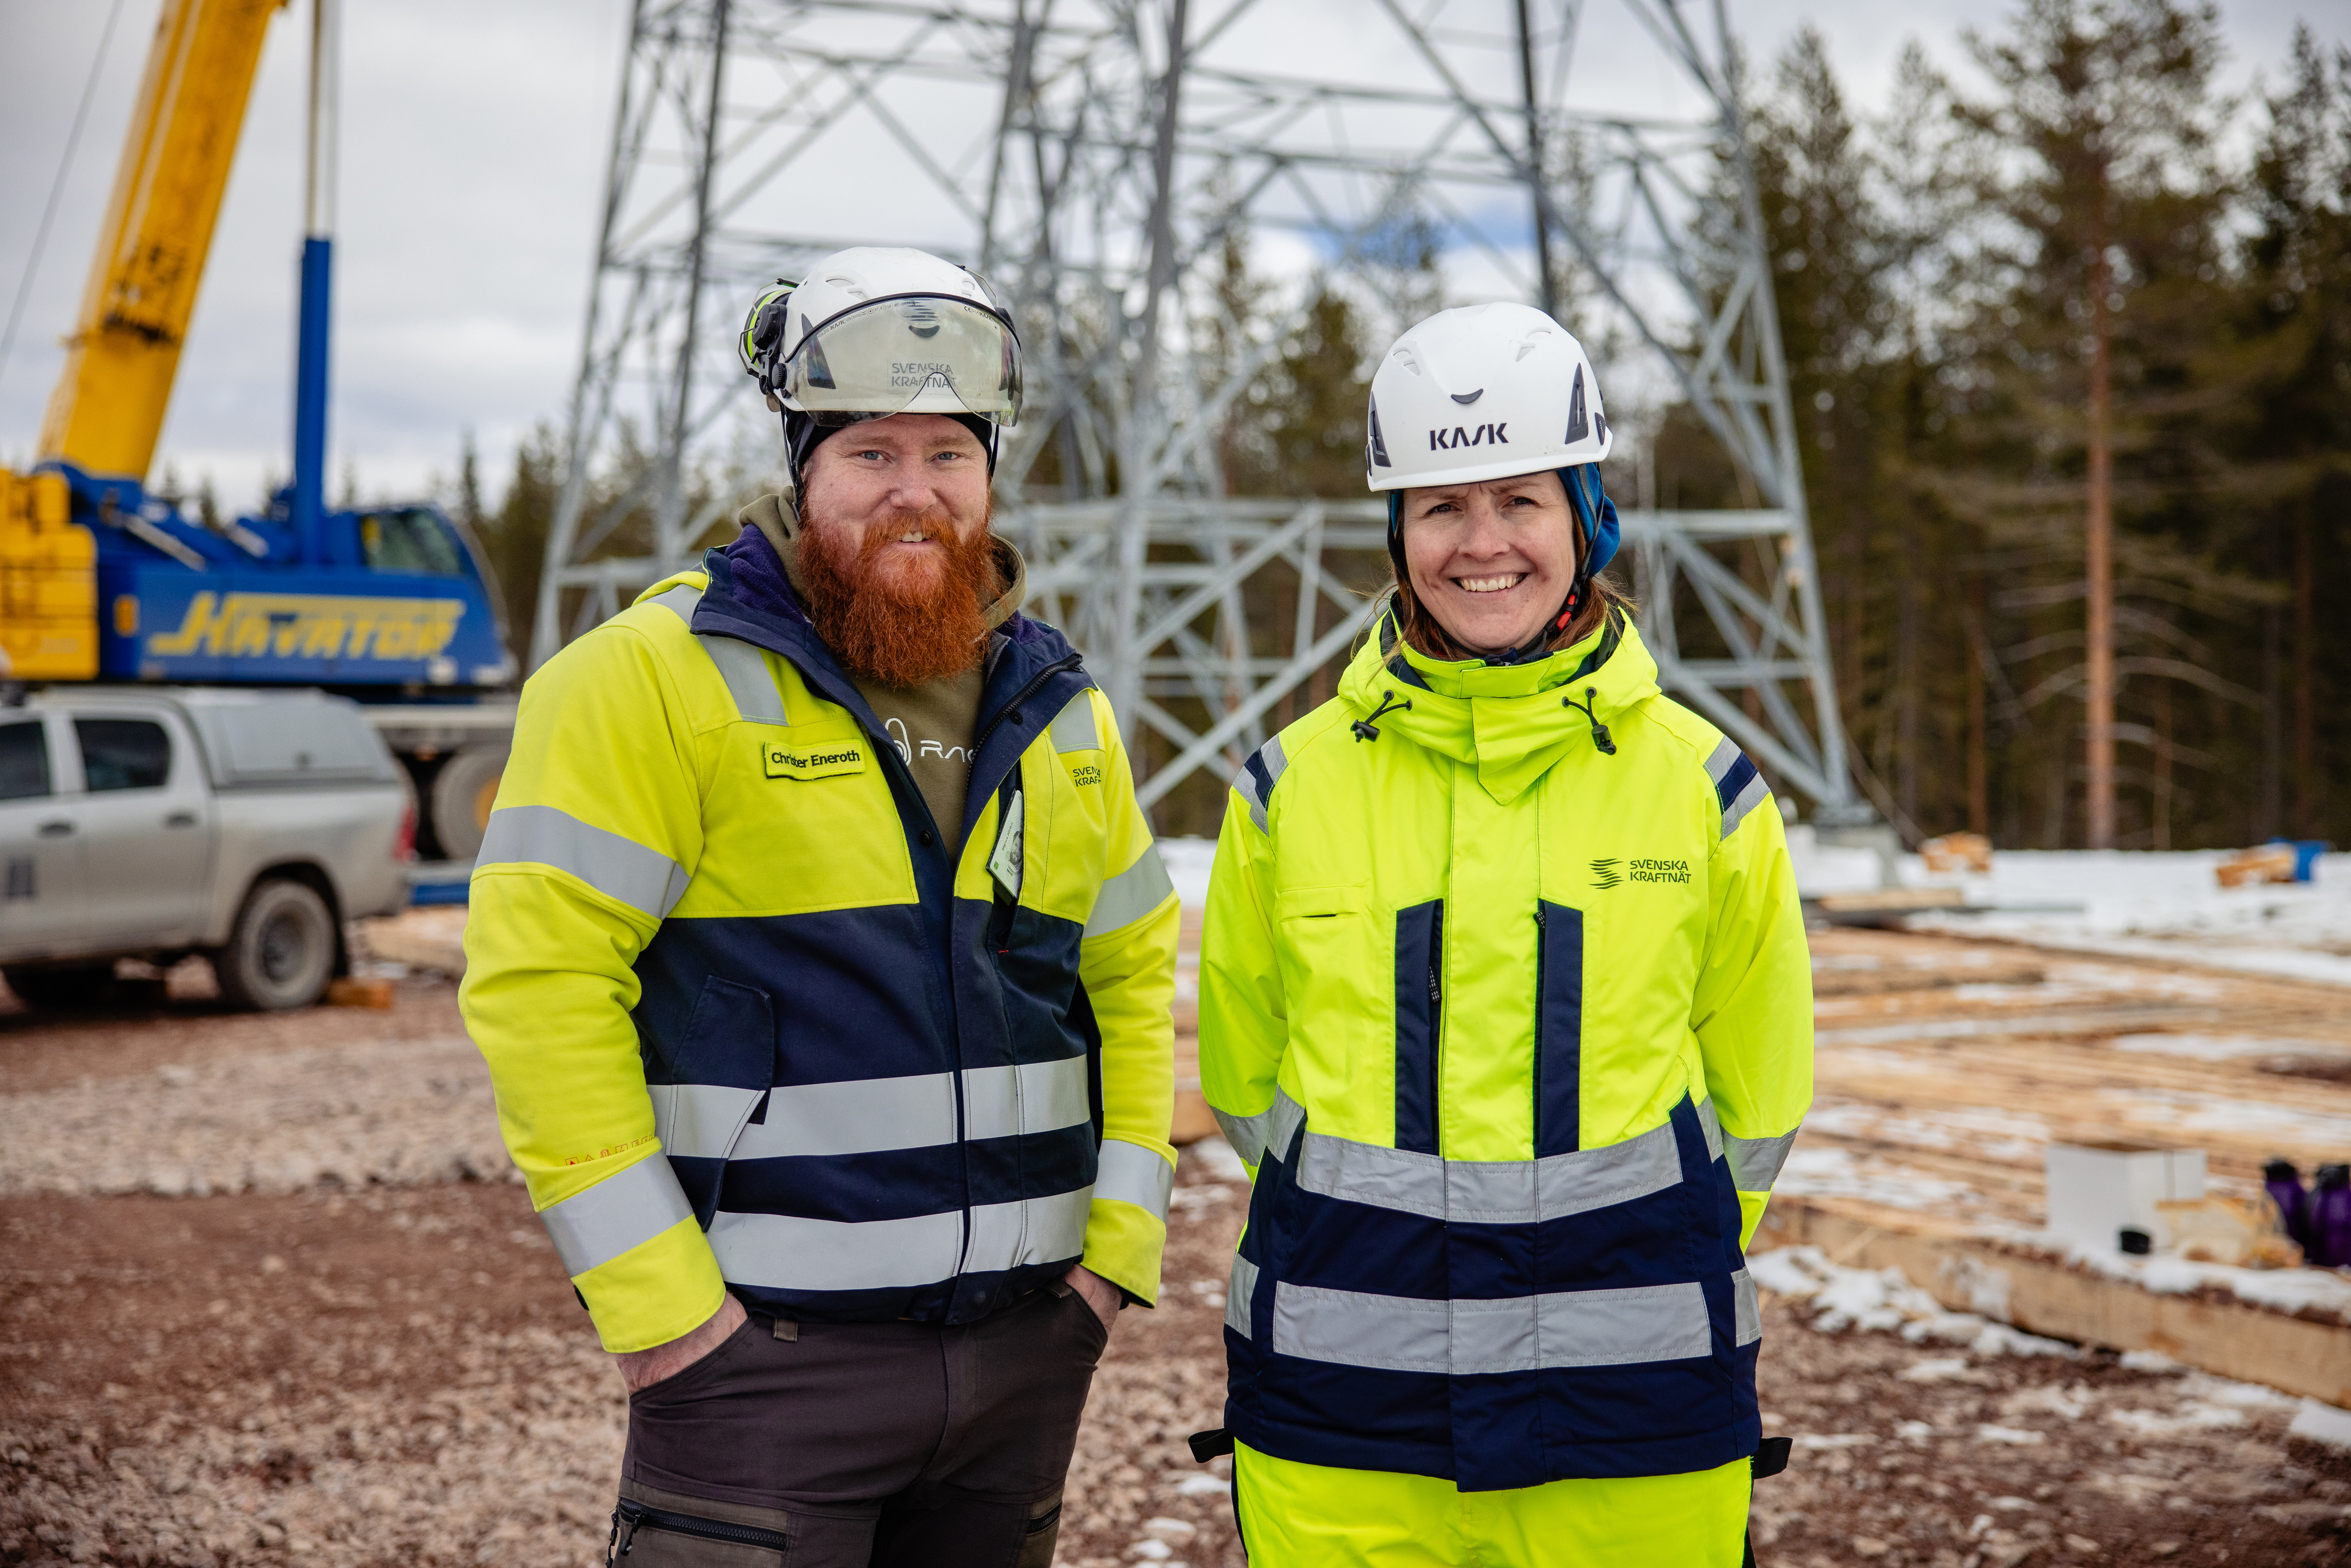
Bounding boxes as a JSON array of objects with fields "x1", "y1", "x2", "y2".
[{"x1": 609, "y1": 1282, "x2": 1108, "y2": 1567}]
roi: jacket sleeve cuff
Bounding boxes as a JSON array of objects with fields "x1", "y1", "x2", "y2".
[
  {"x1": 534, "y1": 1152, "x2": 729, "y2": 1352},
  {"x1": 571, "y1": 1215, "x2": 729, "y2": 1353},
  {"x1": 1736, "y1": 1190, "x2": 1770, "y2": 1253},
  {"x1": 1081, "y1": 1179, "x2": 1171, "y2": 1308}
]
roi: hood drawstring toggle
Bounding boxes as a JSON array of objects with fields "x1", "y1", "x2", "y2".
[
  {"x1": 1353, "y1": 690, "x2": 1412, "y2": 742},
  {"x1": 1562, "y1": 686, "x2": 1616, "y2": 756}
]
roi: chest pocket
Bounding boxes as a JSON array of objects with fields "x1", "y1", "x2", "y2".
[
  {"x1": 687, "y1": 713, "x2": 911, "y2": 918},
  {"x1": 1274, "y1": 885, "x2": 1386, "y2": 1101}
]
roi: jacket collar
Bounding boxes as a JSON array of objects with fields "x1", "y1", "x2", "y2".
[
  {"x1": 1336, "y1": 606, "x2": 1660, "y2": 804},
  {"x1": 634, "y1": 515, "x2": 1091, "y2": 846}
]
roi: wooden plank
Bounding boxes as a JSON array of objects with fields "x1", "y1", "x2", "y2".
[{"x1": 1756, "y1": 1198, "x2": 2351, "y2": 1407}]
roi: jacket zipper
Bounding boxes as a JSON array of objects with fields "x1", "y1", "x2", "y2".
[
  {"x1": 1428, "y1": 901, "x2": 1444, "y2": 1142},
  {"x1": 970, "y1": 653, "x2": 1085, "y2": 769},
  {"x1": 1532, "y1": 905, "x2": 1545, "y2": 1148},
  {"x1": 948, "y1": 651, "x2": 1079, "y2": 1282}
]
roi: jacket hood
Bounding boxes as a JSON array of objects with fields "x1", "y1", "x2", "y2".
[{"x1": 1335, "y1": 603, "x2": 1661, "y2": 803}]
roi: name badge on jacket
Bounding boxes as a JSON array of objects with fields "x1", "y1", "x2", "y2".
[{"x1": 762, "y1": 738, "x2": 867, "y2": 781}]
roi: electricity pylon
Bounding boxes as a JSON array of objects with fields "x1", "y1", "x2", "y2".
[{"x1": 536, "y1": 0, "x2": 1860, "y2": 823}]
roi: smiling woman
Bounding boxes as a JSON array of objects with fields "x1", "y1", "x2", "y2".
[
  {"x1": 1367, "y1": 304, "x2": 1628, "y2": 664},
  {"x1": 1195, "y1": 300, "x2": 1812, "y2": 1568}
]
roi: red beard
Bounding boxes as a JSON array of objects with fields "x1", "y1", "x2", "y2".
[{"x1": 795, "y1": 503, "x2": 1002, "y2": 687}]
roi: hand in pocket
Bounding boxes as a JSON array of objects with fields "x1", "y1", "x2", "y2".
[{"x1": 616, "y1": 1294, "x2": 750, "y2": 1393}]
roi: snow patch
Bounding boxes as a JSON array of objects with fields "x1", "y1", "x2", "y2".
[
  {"x1": 1974, "y1": 1425, "x2": 2046, "y2": 1445},
  {"x1": 1749, "y1": 1246, "x2": 2074, "y2": 1357},
  {"x1": 1901, "y1": 849, "x2": 2351, "y2": 988},
  {"x1": 2041, "y1": 1234, "x2": 2351, "y2": 1321},
  {"x1": 2106, "y1": 1404, "x2": 2246, "y2": 1438},
  {"x1": 2288, "y1": 1400, "x2": 2351, "y2": 1451},
  {"x1": 2110, "y1": 1032, "x2": 2351, "y2": 1063}
]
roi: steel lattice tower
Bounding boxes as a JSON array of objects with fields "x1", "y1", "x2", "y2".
[{"x1": 535, "y1": 0, "x2": 1861, "y2": 823}]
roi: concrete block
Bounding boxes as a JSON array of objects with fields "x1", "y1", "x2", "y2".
[{"x1": 2045, "y1": 1141, "x2": 2206, "y2": 1250}]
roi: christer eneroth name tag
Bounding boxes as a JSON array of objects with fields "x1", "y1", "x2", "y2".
[{"x1": 762, "y1": 737, "x2": 867, "y2": 781}]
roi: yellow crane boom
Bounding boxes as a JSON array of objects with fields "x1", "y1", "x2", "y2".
[
  {"x1": 40, "y1": 0, "x2": 284, "y2": 479},
  {"x1": 2, "y1": 0, "x2": 283, "y2": 681}
]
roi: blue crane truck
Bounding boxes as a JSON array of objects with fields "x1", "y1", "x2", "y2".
[{"x1": 1, "y1": 0, "x2": 515, "y2": 873}]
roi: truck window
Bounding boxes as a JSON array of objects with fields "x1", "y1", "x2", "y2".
[
  {"x1": 359, "y1": 507, "x2": 465, "y2": 577},
  {"x1": 75, "y1": 719, "x2": 172, "y2": 792},
  {"x1": 0, "y1": 720, "x2": 49, "y2": 800}
]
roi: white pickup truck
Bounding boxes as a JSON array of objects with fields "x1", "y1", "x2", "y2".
[{"x1": 0, "y1": 687, "x2": 411, "y2": 1011}]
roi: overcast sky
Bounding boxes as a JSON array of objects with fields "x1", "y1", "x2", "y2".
[{"x1": 0, "y1": 0, "x2": 2334, "y2": 516}]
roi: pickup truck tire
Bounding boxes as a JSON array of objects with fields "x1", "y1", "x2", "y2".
[
  {"x1": 429, "y1": 744, "x2": 507, "y2": 862},
  {"x1": 214, "y1": 879, "x2": 336, "y2": 1012},
  {"x1": 3, "y1": 963, "x2": 121, "y2": 1010}
]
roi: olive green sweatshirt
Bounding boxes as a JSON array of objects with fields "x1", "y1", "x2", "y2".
[{"x1": 740, "y1": 495, "x2": 1026, "y2": 843}]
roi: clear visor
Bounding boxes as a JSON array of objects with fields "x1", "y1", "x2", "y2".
[{"x1": 781, "y1": 296, "x2": 1022, "y2": 424}]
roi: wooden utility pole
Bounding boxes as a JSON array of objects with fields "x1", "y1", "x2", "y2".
[{"x1": 2084, "y1": 181, "x2": 2116, "y2": 850}]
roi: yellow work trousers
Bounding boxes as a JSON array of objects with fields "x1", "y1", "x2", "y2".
[{"x1": 1233, "y1": 1442, "x2": 1749, "y2": 1567}]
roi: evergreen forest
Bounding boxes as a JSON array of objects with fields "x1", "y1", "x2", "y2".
[{"x1": 476, "y1": 0, "x2": 2349, "y2": 852}]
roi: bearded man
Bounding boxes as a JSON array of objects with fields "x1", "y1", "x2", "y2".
[{"x1": 461, "y1": 247, "x2": 1179, "y2": 1567}]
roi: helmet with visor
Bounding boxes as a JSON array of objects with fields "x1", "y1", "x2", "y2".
[{"x1": 740, "y1": 247, "x2": 1022, "y2": 429}]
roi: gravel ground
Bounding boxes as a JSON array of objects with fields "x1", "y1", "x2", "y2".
[{"x1": 3, "y1": 972, "x2": 2348, "y2": 1566}]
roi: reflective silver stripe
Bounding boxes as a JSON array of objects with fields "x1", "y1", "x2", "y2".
[
  {"x1": 1696, "y1": 1096, "x2": 1725, "y2": 1162},
  {"x1": 1704, "y1": 736, "x2": 1771, "y2": 839},
  {"x1": 1212, "y1": 1088, "x2": 1307, "y2": 1169},
  {"x1": 650, "y1": 1083, "x2": 766, "y2": 1161},
  {"x1": 539, "y1": 1155, "x2": 697, "y2": 1277},
  {"x1": 1722, "y1": 770, "x2": 1770, "y2": 838},
  {"x1": 1725, "y1": 1126, "x2": 1799, "y2": 1193},
  {"x1": 1293, "y1": 1114, "x2": 1686, "y2": 1225},
  {"x1": 963, "y1": 1058, "x2": 1092, "y2": 1143},
  {"x1": 475, "y1": 804, "x2": 691, "y2": 919},
  {"x1": 1703, "y1": 737, "x2": 1740, "y2": 787},
  {"x1": 707, "y1": 1207, "x2": 962, "y2": 1292},
  {"x1": 1093, "y1": 1137, "x2": 1175, "y2": 1222},
  {"x1": 1050, "y1": 692, "x2": 1100, "y2": 753},
  {"x1": 1270, "y1": 1279, "x2": 1712, "y2": 1376},
  {"x1": 731, "y1": 1074, "x2": 958, "y2": 1160},
  {"x1": 700, "y1": 634, "x2": 788, "y2": 724},
  {"x1": 966, "y1": 1187, "x2": 1092, "y2": 1274},
  {"x1": 1226, "y1": 1253, "x2": 1259, "y2": 1339},
  {"x1": 1236, "y1": 735, "x2": 1287, "y2": 834},
  {"x1": 1733, "y1": 1269, "x2": 1760, "y2": 1346},
  {"x1": 1085, "y1": 843, "x2": 1176, "y2": 937},
  {"x1": 664, "y1": 1063, "x2": 1100, "y2": 1163},
  {"x1": 647, "y1": 583, "x2": 703, "y2": 623}
]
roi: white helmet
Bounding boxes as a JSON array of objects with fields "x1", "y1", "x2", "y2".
[
  {"x1": 1365, "y1": 302, "x2": 1611, "y2": 491},
  {"x1": 739, "y1": 246, "x2": 1021, "y2": 424}
]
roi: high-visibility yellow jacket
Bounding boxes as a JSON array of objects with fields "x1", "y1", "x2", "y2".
[
  {"x1": 461, "y1": 533, "x2": 1179, "y2": 1354},
  {"x1": 1198, "y1": 609, "x2": 1811, "y2": 1493}
]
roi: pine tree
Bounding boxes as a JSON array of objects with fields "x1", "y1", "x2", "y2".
[{"x1": 1947, "y1": 0, "x2": 2253, "y2": 849}]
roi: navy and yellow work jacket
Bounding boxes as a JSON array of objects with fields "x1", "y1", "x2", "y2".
[
  {"x1": 1199, "y1": 610, "x2": 1812, "y2": 1492},
  {"x1": 461, "y1": 531, "x2": 1179, "y2": 1353}
]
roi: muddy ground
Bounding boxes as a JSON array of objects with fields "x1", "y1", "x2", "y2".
[{"x1": 2, "y1": 972, "x2": 2347, "y2": 1566}]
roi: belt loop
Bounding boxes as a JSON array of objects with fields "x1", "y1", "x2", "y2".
[{"x1": 771, "y1": 1316, "x2": 799, "y2": 1342}]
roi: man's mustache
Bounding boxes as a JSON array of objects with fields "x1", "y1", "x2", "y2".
[{"x1": 856, "y1": 510, "x2": 960, "y2": 551}]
